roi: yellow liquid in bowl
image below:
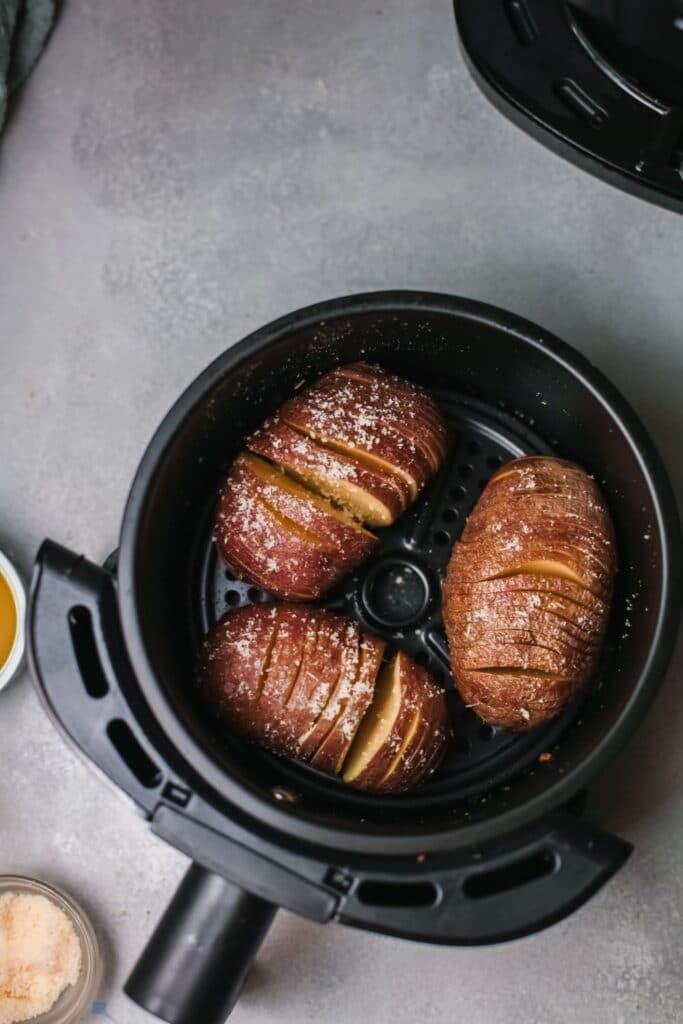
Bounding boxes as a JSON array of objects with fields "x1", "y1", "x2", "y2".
[{"x1": 0, "y1": 572, "x2": 17, "y2": 668}]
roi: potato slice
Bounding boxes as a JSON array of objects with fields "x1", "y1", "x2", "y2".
[
  {"x1": 241, "y1": 453, "x2": 376, "y2": 559},
  {"x1": 340, "y1": 364, "x2": 446, "y2": 437},
  {"x1": 331, "y1": 365, "x2": 448, "y2": 472},
  {"x1": 491, "y1": 559, "x2": 585, "y2": 585},
  {"x1": 279, "y1": 368, "x2": 443, "y2": 499},
  {"x1": 449, "y1": 573, "x2": 607, "y2": 620},
  {"x1": 198, "y1": 605, "x2": 280, "y2": 733},
  {"x1": 299, "y1": 433, "x2": 422, "y2": 501},
  {"x1": 216, "y1": 487, "x2": 340, "y2": 600},
  {"x1": 341, "y1": 655, "x2": 405, "y2": 783},
  {"x1": 311, "y1": 633, "x2": 385, "y2": 774},
  {"x1": 256, "y1": 607, "x2": 318, "y2": 755},
  {"x1": 215, "y1": 454, "x2": 375, "y2": 600},
  {"x1": 379, "y1": 708, "x2": 422, "y2": 785},
  {"x1": 248, "y1": 417, "x2": 408, "y2": 526},
  {"x1": 297, "y1": 619, "x2": 360, "y2": 760},
  {"x1": 259, "y1": 606, "x2": 311, "y2": 706},
  {"x1": 285, "y1": 612, "x2": 350, "y2": 753},
  {"x1": 383, "y1": 683, "x2": 450, "y2": 792},
  {"x1": 342, "y1": 651, "x2": 449, "y2": 791}
]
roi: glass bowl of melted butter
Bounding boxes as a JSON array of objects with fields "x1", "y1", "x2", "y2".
[{"x1": 0, "y1": 548, "x2": 26, "y2": 691}]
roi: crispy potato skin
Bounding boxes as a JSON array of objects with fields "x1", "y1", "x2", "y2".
[
  {"x1": 311, "y1": 632, "x2": 385, "y2": 774},
  {"x1": 198, "y1": 604, "x2": 450, "y2": 792},
  {"x1": 443, "y1": 456, "x2": 616, "y2": 730},
  {"x1": 216, "y1": 363, "x2": 447, "y2": 600},
  {"x1": 279, "y1": 362, "x2": 446, "y2": 497},
  {"x1": 199, "y1": 605, "x2": 355, "y2": 759},
  {"x1": 205, "y1": 365, "x2": 451, "y2": 785},
  {"x1": 214, "y1": 453, "x2": 376, "y2": 601}
]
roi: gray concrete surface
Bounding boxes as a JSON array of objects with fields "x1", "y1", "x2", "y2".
[{"x1": 1, "y1": 1, "x2": 683, "y2": 1021}]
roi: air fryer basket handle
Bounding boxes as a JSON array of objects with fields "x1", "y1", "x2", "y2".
[
  {"x1": 337, "y1": 812, "x2": 631, "y2": 944},
  {"x1": 28, "y1": 540, "x2": 170, "y2": 814},
  {"x1": 29, "y1": 542, "x2": 280, "y2": 1023},
  {"x1": 125, "y1": 863, "x2": 277, "y2": 1024}
]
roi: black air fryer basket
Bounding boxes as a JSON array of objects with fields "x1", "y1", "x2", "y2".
[{"x1": 28, "y1": 293, "x2": 681, "y2": 1024}]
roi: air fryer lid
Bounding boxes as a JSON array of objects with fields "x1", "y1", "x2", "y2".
[
  {"x1": 115, "y1": 292, "x2": 681, "y2": 855},
  {"x1": 454, "y1": 0, "x2": 683, "y2": 212}
]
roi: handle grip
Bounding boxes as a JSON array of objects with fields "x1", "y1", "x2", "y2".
[
  {"x1": 28, "y1": 540, "x2": 171, "y2": 814},
  {"x1": 337, "y1": 812, "x2": 631, "y2": 944},
  {"x1": 125, "y1": 864, "x2": 276, "y2": 1024}
]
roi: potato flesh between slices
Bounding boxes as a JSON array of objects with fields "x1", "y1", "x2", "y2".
[
  {"x1": 311, "y1": 634, "x2": 385, "y2": 774},
  {"x1": 247, "y1": 416, "x2": 408, "y2": 527},
  {"x1": 282, "y1": 421, "x2": 420, "y2": 500},
  {"x1": 491, "y1": 559, "x2": 585, "y2": 585},
  {"x1": 243, "y1": 453, "x2": 373, "y2": 538},
  {"x1": 379, "y1": 708, "x2": 421, "y2": 786},
  {"x1": 342, "y1": 657, "x2": 402, "y2": 782}
]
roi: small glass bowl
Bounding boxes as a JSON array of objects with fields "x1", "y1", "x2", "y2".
[{"x1": 0, "y1": 876, "x2": 102, "y2": 1023}]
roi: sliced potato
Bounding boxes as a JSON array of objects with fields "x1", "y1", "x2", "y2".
[
  {"x1": 297, "y1": 635, "x2": 353, "y2": 762},
  {"x1": 444, "y1": 455, "x2": 616, "y2": 731},
  {"x1": 342, "y1": 656, "x2": 405, "y2": 783},
  {"x1": 342, "y1": 651, "x2": 449, "y2": 792},
  {"x1": 242, "y1": 453, "x2": 375, "y2": 559},
  {"x1": 215, "y1": 453, "x2": 376, "y2": 601},
  {"x1": 278, "y1": 364, "x2": 446, "y2": 500},
  {"x1": 285, "y1": 613, "x2": 349, "y2": 752},
  {"x1": 199, "y1": 605, "x2": 451, "y2": 792},
  {"x1": 311, "y1": 634, "x2": 385, "y2": 774},
  {"x1": 248, "y1": 417, "x2": 408, "y2": 527}
]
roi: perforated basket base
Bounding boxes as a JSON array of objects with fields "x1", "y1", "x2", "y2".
[{"x1": 199, "y1": 390, "x2": 581, "y2": 808}]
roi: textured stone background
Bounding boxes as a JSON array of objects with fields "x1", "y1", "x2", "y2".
[{"x1": 1, "y1": 1, "x2": 682, "y2": 1021}]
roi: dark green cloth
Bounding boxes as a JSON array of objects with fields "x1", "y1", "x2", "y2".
[{"x1": 0, "y1": 0, "x2": 56, "y2": 129}]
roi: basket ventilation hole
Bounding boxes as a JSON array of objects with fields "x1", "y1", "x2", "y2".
[
  {"x1": 463, "y1": 849, "x2": 557, "y2": 900},
  {"x1": 356, "y1": 881, "x2": 439, "y2": 908},
  {"x1": 68, "y1": 606, "x2": 109, "y2": 699},
  {"x1": 107, "y1": 720, "x2": 163, "y2": 789}
]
